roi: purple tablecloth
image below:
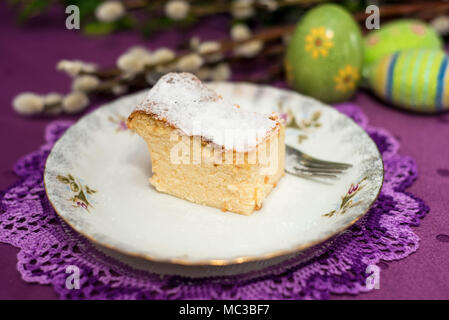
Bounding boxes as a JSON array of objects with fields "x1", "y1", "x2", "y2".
[{"x1": 1, "y1": 4, "x2": 448, "y2": 299}]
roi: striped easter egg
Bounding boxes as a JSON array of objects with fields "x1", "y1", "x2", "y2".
[
  {"x1": 364, "y1": 19, "x2": 442, "y2": 66},
  {"x1": 367, "y1": 49, "x2": 449, "y2": 113}
]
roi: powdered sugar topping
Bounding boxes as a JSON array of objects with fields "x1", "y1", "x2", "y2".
[{"x1": 134, "y1": 73, "x2": 279, "y2": 151}]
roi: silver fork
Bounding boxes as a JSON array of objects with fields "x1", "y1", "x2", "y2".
[{"x1": 285, "y1": 145, "x2": 352, "y2": 179}]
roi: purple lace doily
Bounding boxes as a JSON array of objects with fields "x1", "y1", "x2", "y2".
[{"x1": 0, "y1": 104, "x2": 429, "y2": 300}]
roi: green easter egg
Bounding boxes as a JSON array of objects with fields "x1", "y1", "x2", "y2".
[
  {"x1": 364, "y1": 19, "x2": 442, "y2": 66},
  {"x1": 285, "y1": 4, "x2": 363, "y2": 103},
  {"x1": 367, "y1": 49, "x2": 449, "y2": 113}
]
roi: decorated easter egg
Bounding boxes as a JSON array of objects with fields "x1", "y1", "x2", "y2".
[
  {"x1": 367, "y1": 49, "x2": 449, "y2": 113},
  {"x1": 364, "y1": 19, "x2": 442, "y2": 65},
  {"x1": 285, "y1": 4, "x2": 364, "y2": 103}
]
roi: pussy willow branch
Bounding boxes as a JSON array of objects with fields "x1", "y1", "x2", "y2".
[
  {"x1": 122, "y1": 0, "x2": 325, "y2": 16},
  {"x1": 81, "y1": 0, "x2": 449, "y2": 93},
  {"x1": 353, "y1": 1, "x2": 449, "y2": 24},
  {"x1": 90, "y1": 25, "x2": 293, "y2": 80},
  {"x1": 92, "y1": 43, "x2": 286, "y2": 92},
  {"x1": 122, "y1": 0, "x2": 449, "y2": 23}
]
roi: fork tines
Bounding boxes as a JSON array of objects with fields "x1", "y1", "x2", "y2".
[{"x1": 286, "y1": 145, "x2": 352, "y2": 179}]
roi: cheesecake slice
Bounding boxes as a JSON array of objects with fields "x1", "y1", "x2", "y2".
[{"x1": 127, "y1": 72, "x2": 285, "y2": 215}]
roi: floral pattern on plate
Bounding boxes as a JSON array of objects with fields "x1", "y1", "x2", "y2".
[
  {"x1": 56, "y1": 174, "x2": 96, "y2": 212},
  {"x1": 323, "y1": 176, "x2": 367, "y2": 218}
]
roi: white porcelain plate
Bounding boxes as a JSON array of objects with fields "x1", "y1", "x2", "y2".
[{"x1": 44, "y1": 82, "x2": 383, "y2": 266}]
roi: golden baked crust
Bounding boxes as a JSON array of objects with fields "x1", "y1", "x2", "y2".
[
  {"x1": 127, "y1": 109, "x2": 282, "y2": 153},
  {"x1": 127, "y1": 112, "x2": 285, "y2": 215}
]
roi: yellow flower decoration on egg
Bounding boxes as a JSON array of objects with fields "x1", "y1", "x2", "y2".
[
  {"x1": 284, "y1": 59, "x2": 294, "y2": 85},
  {"x1": 305, "y1": 27, "x2": 334, "y2": 59},
  {"x1": 334, "y1": 65, "x2": 359, "y2": 93}
]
